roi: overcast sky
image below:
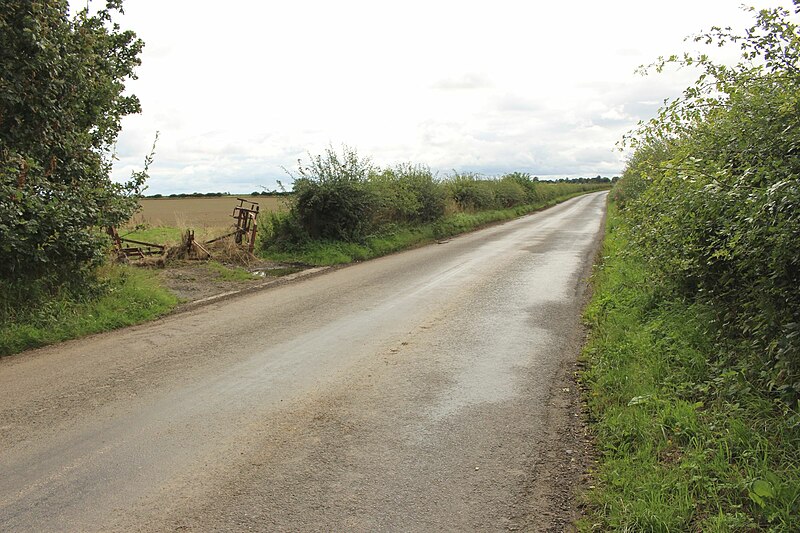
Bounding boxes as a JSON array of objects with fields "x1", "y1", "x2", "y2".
[{"x1": 78, "y1": 1, "x2": 792, "y2": 194}]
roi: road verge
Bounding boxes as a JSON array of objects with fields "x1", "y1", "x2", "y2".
[{"x1": 578, "y1": 201, "x2": 800, "y2": 530}]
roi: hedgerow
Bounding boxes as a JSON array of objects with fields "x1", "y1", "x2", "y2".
[
  {"x1": 259, "y1": 146, "x2": 611, "y2": 253},
  {"x1": 616, "y1": 2, "x2": 800, "y2": 402}
]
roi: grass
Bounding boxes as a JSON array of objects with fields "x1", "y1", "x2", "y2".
[
  {"x1": 259, "y1": 192, "x2": 593, "y2": 266},
  {"x1": 0, "y1": 265, "x2": 178, "y2": 356},
  {"x1": 578, "y1": 201, "x2": 800, "y2": 531},
  {"x1": 120, "y1": 225, "x2": 185, "y2": 244}
]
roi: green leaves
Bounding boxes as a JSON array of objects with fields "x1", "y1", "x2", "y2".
[
  {"x1": 749, "y1": 479, "x2": 776, "y2": 507},
  {"x1": 0, "y1": 0, "x2": 147, "y2": 298},
  {"x1": 618, "y1": 3, "x2": 800, "y2": 403},
  {"x1": 290, "y1": 146, "x2": 378, "y2": 242}
]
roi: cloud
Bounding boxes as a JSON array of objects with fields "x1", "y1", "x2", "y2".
[
  {"x1": 432, "y1": 73, "x2": 492, "y2": 91},
  {"x1": 101, "y1": 0, "x2": 794, "y2": 194},
  {"x1": 494, "y1": 93, "x2": 542, "y2": 113}
]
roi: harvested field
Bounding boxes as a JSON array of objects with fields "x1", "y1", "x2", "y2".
[{"x1": 129, "y1": 195, "x2": 288, "y2": 228}]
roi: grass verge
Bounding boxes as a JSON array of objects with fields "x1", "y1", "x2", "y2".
[
  {"x1": 260, "y1": 192, "x2": 594, "y2": 266},
  {"x1": 578, "y1": 202, "x2": 800, "y2": 531},
  {"x1": 0, "y1": 265, "x2": 178, "y2": 356}
]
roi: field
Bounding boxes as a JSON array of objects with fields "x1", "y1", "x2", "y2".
[{"x1": 128, "y1": 195, "x2": 288, "y2": 229}]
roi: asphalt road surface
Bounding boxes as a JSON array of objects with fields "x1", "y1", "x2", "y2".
[{"x1": 0, "y1": 191, "x2": 607, "y2": 532}]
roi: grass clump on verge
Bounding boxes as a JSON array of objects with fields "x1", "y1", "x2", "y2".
[
  {"x1": 578, "y1": 202, "x2": 800, "y2": 532},
  {"x1": 0, "y1": 265, "x2": 177, "y2": 356}
]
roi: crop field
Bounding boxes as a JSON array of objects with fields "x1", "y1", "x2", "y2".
[{"x1": 128, "y1": 195, "x2": 288, "y2": 229}]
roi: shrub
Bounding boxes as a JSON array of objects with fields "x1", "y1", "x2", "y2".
[
  {"x1": 619, "y1": 4, "x2": 800, "y2": 400},
  {"x1": 258, "y1": 210, "x2": 309, "y2": 250},
  {"x1": 257, "y1": 148, "x2": 608, "y2": 257},
  {"x1": 612, "y1": 141, "x2": 670, "y2": 209},
  {"x1": 501, "y1": 172, "x2": 539, "y2": 203},
  {"x1": 446, "y1": 172, "x2": 495, "y2": 211},
  {"x1": 0, "y1": 0, "x2": 147, "y2": 315},
  {"x1": 292, "y1": 146, "x2": 377, "y2": 242},
  {"x1": 494, "y1": 177, "x2": 527, "y2": 207},
  {"x1": 371, "y1": 163, "x2": 446, "y2": 224}
]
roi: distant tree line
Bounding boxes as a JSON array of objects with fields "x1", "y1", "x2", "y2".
[{"x1": 144, "y1": 190, "x2": 292, "y2": 198}]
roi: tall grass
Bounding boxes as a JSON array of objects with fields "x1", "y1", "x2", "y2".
[{"x1": 579, "y1": 202, "x2": 800, "y2": 531}]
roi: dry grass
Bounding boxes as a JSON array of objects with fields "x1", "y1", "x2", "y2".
[
  {"x1": 206, "y1": 237, "x2": 258, "y2": 266},
  {"x1": 163, "y1": 230, "x2": 257, "y2": 267}
]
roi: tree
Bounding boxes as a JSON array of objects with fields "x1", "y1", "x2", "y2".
[{"x1": 0, "y1": 0, "x2": 147, "y2": 295}]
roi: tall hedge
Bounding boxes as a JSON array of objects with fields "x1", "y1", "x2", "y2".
[
  {"x1": 261, "y1": 147, "x2": 609, "y2": 251},
  {"x1": 617, "y1": 2, "x2": 800, "y2": 399}
]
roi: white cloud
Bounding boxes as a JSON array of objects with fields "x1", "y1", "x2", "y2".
[
  {"x1": 77, "y1": 0, "x2": 797, "y2": 194},
  {"x1": 432, "y1": 73, "x2": 493, "y2": 90}
]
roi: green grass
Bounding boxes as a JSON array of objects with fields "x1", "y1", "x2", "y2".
[
  {"x1": 578, "y1": 202, "x2": 800, "y2": 532},
  {"x1": 260, "y1": 192, "x2": 593, "y2": 266},
  {"x1": 0, "y1": 265, "x2": 178, "y2": 356},
  {"x1": 120, "y1": 225, "x2": 184, "y2": 244}
]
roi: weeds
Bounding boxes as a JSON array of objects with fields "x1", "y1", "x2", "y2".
[{"x1": 202, "y1": 261, "x2": 259, "y2": 282}]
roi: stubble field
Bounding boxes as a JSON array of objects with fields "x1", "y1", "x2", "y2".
[{"x1": 129, "y1": 195, "x2": 287, "y2": 229}]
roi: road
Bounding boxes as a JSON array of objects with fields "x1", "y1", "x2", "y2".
[{"x1": 0, "y1": 191, "x2": 607, "y2": 532}]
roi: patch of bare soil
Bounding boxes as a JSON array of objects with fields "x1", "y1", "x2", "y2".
[
  {"x1": 155, "y1": 259, "x2": 303, "y2": 304},
  {"x1": 520, "y1": 356, "x2": 594, "y2": 532}
]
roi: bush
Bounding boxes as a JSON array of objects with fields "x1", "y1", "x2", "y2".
[
  {"x1": 292, "y1": 146, "x2": 377, "y2": 242},
  {"x1": 447, "y1": 173, "x2": 495, "y2": 211},
  {"x1": 402, "y1": 165, "x2": 447, "y2": 222},
  {"x1": 493, "y1": 177, "x2": 527, "y2": 208},
  {"x1": 501, "y1": 172, "x2": 539, "y2": 203},
  {"x1": 581, "y1": 203, "x2": 800, "y2": 531},
  {"x1": 258, "y1": 210, "x2": 309, "y2": 250},
  {"x1": 0, "y1": 1, "x2": 146, "y2": 292},
  {"x1": 257, "y1": 147, "x2": 609, "y2": 257},
  {"x1": 611, "y1": 142, "x2": 670, "y2": 209},
  {"x1": 370, "y1": 163, "x2": 446, "y2": 224}
]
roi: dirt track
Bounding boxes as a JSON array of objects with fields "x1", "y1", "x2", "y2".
[{"x1": 0, "y1": 192, "x2": 607, "y2": 531}]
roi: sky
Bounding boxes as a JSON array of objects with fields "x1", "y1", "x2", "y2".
[{"x1": 74, "y1": 0, "x2": 793, "y2": 194}]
